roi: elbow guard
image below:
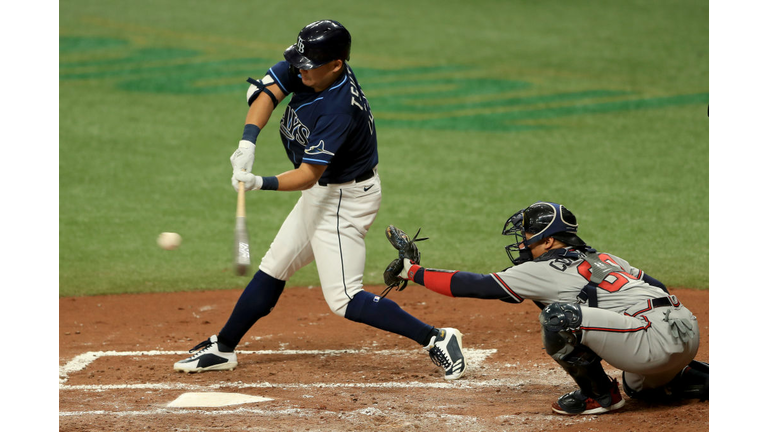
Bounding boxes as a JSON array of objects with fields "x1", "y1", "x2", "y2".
[{"x1": 246, "y1": 75, "x2": 278, "y2": 107}]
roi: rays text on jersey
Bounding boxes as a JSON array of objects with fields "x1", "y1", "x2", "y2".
[{"x1": 280, "y1": 106, "x2": 310, "y2": 146}]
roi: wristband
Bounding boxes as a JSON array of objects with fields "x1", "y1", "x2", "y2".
[
  {"x1": 242, "y1": 124, "x2": 261, "y2": 144},
  {"x1": 261, "y1": 176, "x2": 279, "y2": 191}
]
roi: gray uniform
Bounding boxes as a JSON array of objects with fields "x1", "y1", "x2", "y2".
[{"x1": 493, "y1": 250, "x2": 699, "y2": 391}]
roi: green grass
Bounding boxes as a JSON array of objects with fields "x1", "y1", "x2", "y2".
[{"x1": 60, "y1": 0, "x2": 708, "y2": 296}]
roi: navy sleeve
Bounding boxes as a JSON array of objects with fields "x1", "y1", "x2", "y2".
[
  {"x1": 642, "y1": 273, "x2": 669, "y2": 293},
  {"x1": 266, "y1": 61, "x2": 301, "y2": 95},
  {"x1": 450, "y1": 271, "x2": 521, "y2": 302}
]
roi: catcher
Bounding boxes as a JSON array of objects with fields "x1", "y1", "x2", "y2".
[{"x1": 383, "y1": 201, "x2": 708, "y2": 415}]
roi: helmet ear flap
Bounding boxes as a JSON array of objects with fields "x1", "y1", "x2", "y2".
[{"x1": 561, "y1": 206, "x2": 578, "y2": 226}]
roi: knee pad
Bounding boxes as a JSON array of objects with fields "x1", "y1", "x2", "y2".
[
  {"x1": 540, "y1": 302, "x2": 583, "y2": 332},
  {"x1": 540, "y1": 302, "x2": 583, "y2": 360}
]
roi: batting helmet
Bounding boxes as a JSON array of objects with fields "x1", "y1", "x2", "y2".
[
  {"x1": 502, "y1": 202, "x2": 587, "y2": 265},
  {"x1": 283, "y1": 20, "x2": 351, "y2": 70}
]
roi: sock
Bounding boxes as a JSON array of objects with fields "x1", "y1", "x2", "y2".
[
  {"x1": 424, "y1": 326, "x2": 441, "y2": 346},
  {"x1": 218, "y1": 270, "x2": 286, "y2": 348},
  {"x1": 344, "y1": 291, "x2": 438, "y2": 346}
]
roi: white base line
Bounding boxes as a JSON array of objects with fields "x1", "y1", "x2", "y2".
[
  {"x1": 60, "y1": 407, "x2": 342, "y2": 417},
  {"x1": 59, "y1": 348, "x2": 498, "y2": 387},
  {"x1": 61, "y1": 378, "x2": 523, "y2": 392}
]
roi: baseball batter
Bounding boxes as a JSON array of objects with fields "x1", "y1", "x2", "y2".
[
  {"x1": 174, "y1": 20, "x2": 466, "y2": 380},
  {"x1": 388, "y1": 201, "x2": 708, "y2": 415}
]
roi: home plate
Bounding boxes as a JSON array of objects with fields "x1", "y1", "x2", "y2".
[{"x1": 167, "y1": 392, "x2": 273, "y2": 408}]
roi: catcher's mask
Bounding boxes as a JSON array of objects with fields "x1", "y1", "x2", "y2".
[
  {"x1": 283, "y1": 20, "x2": 351, "y2": 70},
  {"x1": 502, "y1": 201, "x2": 587, "y2": 265}
]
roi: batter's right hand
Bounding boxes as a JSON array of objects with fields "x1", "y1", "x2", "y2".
[
  {"x1": 230, "y1": 140, "x2": 255, "y2": 173},
  {"x1": 232, "y1": 171, "x2": 264, "y2": 192}
]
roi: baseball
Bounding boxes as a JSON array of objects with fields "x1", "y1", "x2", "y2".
[{"x1": 157, "y1": 232, "x2": 182, "y2": 250}]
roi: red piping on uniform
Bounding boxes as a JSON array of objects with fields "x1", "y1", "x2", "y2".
[
  {"x1": 491, "y1": 273, "x2": 523, "y2": 302},
  {"x1": 627, "y1": 300, "x2": 654, "y2": 317},
  {"x1": 583, "y1": 315, "x2": 652, "y2": 333}
]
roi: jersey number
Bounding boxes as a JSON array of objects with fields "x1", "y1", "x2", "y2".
[{"x1": 577, "y1": 254, "x2": 639, "y2": 293}]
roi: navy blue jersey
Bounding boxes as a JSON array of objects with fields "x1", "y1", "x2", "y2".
[{"x1": 264, "y1": 61, "x2": 378, "y2": 184}]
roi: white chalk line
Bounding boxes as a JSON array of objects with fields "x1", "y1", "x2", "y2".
[
  {"x1": 59, "y1": 348, "x2": 621, "y2": 425},
  {"x1": 60, "y1": 407, "x2": 310, "y2": 417},
  {"x1": 59, "y1": 348, "x2": 497, "y2": 387},
  {"x1": 59, "y1": 348, "x2": 387, "y2": 382},
  {"x1": 61, "y1": 378, "x2": 523, "y2": 392},
  {"x1": 60, "y1": 347, "x2": 505, "y2": 418}
]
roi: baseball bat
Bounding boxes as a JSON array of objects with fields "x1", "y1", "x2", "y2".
[{"x1": 233, "y1": 179, "x2": 251, "y2": 276}]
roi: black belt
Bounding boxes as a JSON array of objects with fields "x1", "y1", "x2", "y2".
[
  {"x1": 318, "y1": 169, "x2": 375, "y2": 186},
  {"x1": 651, "y1": 297, "x2": 674, "y2": 308}
]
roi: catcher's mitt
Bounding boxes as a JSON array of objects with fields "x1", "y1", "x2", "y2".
[{"x1": 381, "y1": 225, "x2": 428, "y2": 298}]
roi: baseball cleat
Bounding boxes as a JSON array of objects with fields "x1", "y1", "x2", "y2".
[
  {"x1": 551, "y1": 378, "x2": 625, "y2": 415},
  {"x1": 424, "y1": 328, "x2": 467, "y2": 380},
  {"x1": 174, "y1": 335, "x2": 238, "y2": 373}
]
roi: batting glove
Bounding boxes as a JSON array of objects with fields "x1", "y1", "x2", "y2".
[
  {"x1": 230, "y1": 140, "x2": 256, "y2": 173},
  {"x1": 231, "y1": 171, "x2": 264, "y2": 192}
]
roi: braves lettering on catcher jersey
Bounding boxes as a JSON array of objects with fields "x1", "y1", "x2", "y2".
[
  {"x1": 265, "y1": 61, "x2": 378, "y2": 185},
  {"x1": 492, "y1": 249, "x2": 668, "y2": 313}
]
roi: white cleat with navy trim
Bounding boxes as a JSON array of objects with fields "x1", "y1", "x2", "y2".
[
  {"x1": 174, "y1": 335, "x2": 238, "y2": 373},
  {"x1": 425, "y1": 328, "x2": 467, "y2": 380}
]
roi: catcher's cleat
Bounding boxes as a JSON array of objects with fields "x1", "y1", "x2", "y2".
[
  {"x1": 622, "y1": 360, "x2": 709, "y2": 402},
  {"x1": 174, "y1": 335, "x2": 238, "y2": 373},
  {"x1": 551, "y1": 378, "x2": 625, "y2": 415},
  {"x1": 424, "y1": 328, "x2": 467, "y2": 380}
]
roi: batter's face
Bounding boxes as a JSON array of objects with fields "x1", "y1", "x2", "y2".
[{"x1": 299, "y1": 59, "x2": 344, "y2": 92}]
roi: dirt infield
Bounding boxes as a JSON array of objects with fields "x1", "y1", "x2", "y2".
[{"x1": 59, "y1": 286, "x2": 708, "y2": 431}]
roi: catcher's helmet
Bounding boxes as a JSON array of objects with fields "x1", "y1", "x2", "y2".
[
  {"x1": 284, "y1": 20, "x2": 351, "y2": 70},
  {"x1": 502, "y1": 202, "x2": 587, "y2": 265}
]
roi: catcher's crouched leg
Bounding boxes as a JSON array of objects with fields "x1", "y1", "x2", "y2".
[
  {"x1": 540, "y1": 303, "x2": 615, "y2": 399},
  {"x1": 540, "y1": 302, "x2": 583, "y2": 360},
  {"x1": 622, "y1": 360, "x2": 709, "y2": 402}
]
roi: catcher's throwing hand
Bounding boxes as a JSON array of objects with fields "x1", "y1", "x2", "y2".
[{"x1": 381, "y1": 225, "x2": 428, "y2": 297}]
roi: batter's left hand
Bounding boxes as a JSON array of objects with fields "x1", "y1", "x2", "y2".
[
  {"x1": 232, "y1": 171, "x2": 264, "y2": 191},
  {"x1": 230, "y1": 140, "x2": 256, "y2": 173}
]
